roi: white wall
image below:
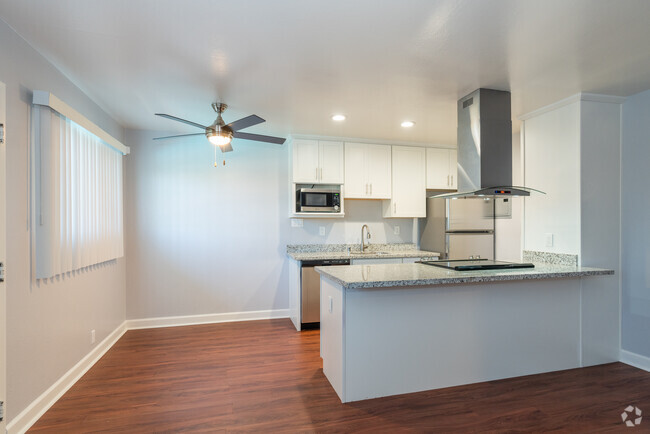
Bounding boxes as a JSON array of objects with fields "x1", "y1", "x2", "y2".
[
  {"x1": 0, "y1": 18, "x2": 126, "y2": 421},
  {"x1": 578, "y1": 99, "x2": 621, "y2": 365},
  {"x1": 521, "y1": 95, "x2": 621, "y2": 365},
  {"x1": 495, "y1": 133, "x2": 524, "y2": 262},
  {"x1": 523, "y1": 101, "x2": 581, "y2": 255},
  {"x1": 124, "y1": 131, "x2": 416, "y2": 320},
  {"x1": 621, "y1": 89, "x2": 650, "y2": 359}
]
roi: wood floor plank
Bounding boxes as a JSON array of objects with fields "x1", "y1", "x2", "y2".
[{"x1": 28, "y1": 319, "x2": 650, "y2": 432}]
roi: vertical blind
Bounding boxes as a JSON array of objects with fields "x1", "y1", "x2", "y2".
[{"x1": 34, "y1": 105, "x2": 124, "y2": 279}]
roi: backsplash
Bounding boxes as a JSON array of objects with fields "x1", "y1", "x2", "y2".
[
  {"x1": 523, "y1": 250, "x2": 578, "y2": 266},
  {"x1": 289, "y1": 200, "x2": 414, "y2": 245}
]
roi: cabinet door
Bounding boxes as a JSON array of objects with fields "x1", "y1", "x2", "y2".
[
  {"x1": 292, "y1": 139, "x2": 320, "y2": 183},
  {"x1": 426, "y1": 147, "x2": 452, "y2": 189},
  {"x1": 385, "y1": 146, "x2": 426, "y2": 217},
  {"x1": 319, "y1": 141, "x2": 344, "y2": 184},
  {"x1": 367, "y1": 144, "x2": 392, "y2": 199},
  {"x1": 351, "y1": 258, "x2": 402, "y2": 265},
  {"x1": 449, "y1": 149, "x2": 458, "y2": 189},
  {"x1": 344, "y1": 143, "x2": 368, "y2": 198}
]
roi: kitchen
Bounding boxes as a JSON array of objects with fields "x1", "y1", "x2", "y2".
[{"x1": 1, "y1": 1, "x2": 650, "y2": 432}]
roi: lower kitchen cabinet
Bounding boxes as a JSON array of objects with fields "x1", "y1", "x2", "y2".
[
  {"x1": 351, "y1": 257, "x2": 435, "y2": 265},
  {"x1": 351, "y1": 258, "x2": 401, "y2": 265}
]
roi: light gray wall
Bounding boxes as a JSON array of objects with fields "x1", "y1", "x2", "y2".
[
  {"x1": 0, "y1": 18, "x2": 127, "y2": 420},
  {"x1": 621, "y1": 89, "x2": 650, "y2": 358},
  {"x1": 124, "y1": 130, "x2": 416, "y2": 320}
]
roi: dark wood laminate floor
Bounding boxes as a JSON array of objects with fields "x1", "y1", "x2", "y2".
[{"x1": 29, "y1": 319, "x2": 650, "y2": 433}]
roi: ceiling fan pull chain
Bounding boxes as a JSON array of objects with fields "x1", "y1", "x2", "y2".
[{"x1": 214, "y1": 145, "x2": 218, "y2": 167}]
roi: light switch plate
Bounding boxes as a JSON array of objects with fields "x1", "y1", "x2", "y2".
[
  {"x1": 291, "y1": 218, "x2": 303, "y2": 228},
  {"x1": 394, "y1": 226, "x2": 400, "y2": 235},
  {"x1": 545, "y1": 233, "x2": 554, "y2": 247}
]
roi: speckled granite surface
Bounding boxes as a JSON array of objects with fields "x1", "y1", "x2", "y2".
[
  {"x1": 287, "y1": 243, "x2": 441, "y2": 261},
  {"x1": 315, "y1": 262, "x2": 614, "y2": 289},
  {"x1": 523, "y1": 250, "x2": 578, "y2": 266}
]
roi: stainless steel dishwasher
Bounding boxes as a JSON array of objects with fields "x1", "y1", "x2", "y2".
[{"x1": 301, "y1": 259, "x2": 350, "y2": 327}]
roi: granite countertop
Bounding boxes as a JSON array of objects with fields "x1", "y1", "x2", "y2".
[
  {"x1": 315, "y1": 262, "x2": 614, "y2": 289},
  {"x1": 288, "y1": 249, "x2": 441, "y2": 261},
  {"x1": 286, "y1": 243, "x2": 440, "y2": 261}
]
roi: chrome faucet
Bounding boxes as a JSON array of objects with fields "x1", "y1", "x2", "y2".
[{"x1": 361, "y1": 224, "x2": 371, "y2": 253}]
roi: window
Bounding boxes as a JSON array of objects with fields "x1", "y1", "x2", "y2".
[{"x1": 33, "y1": 102, "x2": 126, "y2": 278}]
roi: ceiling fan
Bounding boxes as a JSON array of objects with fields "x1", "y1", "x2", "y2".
[{"x1": 153, "y1": 102, "x2": 286, "y2": 153}]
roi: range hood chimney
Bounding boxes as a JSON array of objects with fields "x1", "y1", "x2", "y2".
[{"x1": 433, "y1": 88, "x2": 541, "y2": 198}]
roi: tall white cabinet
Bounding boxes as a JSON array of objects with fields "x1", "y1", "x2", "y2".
[
  {"x1": 292, "y1": 139, "x2": 344, "y2": 184},
  {"x1": 383, "y1": 146, "x2": 426, "y2": 218},
  {"x1": 426, "y1": 147, "x2": 457, "y2": 190},
  {"x1": 344, "y1": 143, "x2": 391, "y2": 199}
]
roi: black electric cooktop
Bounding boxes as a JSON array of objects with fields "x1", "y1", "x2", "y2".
[{"x1": 419, "y1": 259, "x2": 535, "y2": 271}]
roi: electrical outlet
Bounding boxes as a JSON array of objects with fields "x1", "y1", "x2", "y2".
[
  {"x1": 319, "y1": 226, "x2": 326, "y2": 236},
  {"x1": 91, "y1": 329, "x2": 96, "y2": 344},
  {"x1": 394, "y1": 226, "x2": 400, "y2": 235},
  {"x1": 545, "y1": 233, "x2": 554, "y2": 247}
]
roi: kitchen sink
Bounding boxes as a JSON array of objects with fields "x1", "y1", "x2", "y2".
[{"x1": 362, "y1": 251, "x2": 391, "y2": 256}]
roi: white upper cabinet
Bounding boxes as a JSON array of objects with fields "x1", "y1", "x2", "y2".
[
  {"x1": 319, "y1": 141, "x2": 345, "y2": 184},
  {"x1": 292, "y1": 139, "x2": 344, "y2": 184},
  {"x1": 344, "y1": 143, "x2": 391, "y2": 199},
  {"x1": 383, "y1": 146, "x2": 426, "y2": 218},
  {"x1": 426, "y1": 148, "x2": 457, "y2": 190},
  {"x1": 292, "y1": 139, "x2": 320, "y2": 182}
]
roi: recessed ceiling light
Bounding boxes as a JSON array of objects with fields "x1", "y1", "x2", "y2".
[
  {"x1": 401, "y1": 120, "x2": 415, "y2": 128},
  {"x1": 331, "y1": 114, "x2": 346, "y2": 121}
]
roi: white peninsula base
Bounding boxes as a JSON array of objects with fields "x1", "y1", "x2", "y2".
[{"x1": 319, "y1": 266, "x2": 617, "y2": 403}]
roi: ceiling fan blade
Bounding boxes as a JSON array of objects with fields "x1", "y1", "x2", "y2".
[
  {"x1": 233, "y1": 131, "x2": 285, "y2": 145},
  {"x1": 227, "y1": 114, "x2": 265, "y2": 132},
  {"x1": 155, "y1": 113, "x2": 208, "y2": 130},
  {"x1": 153, "y1": 133, "x2": 205, "y2": 140},
  {"x1": 220, "y1": 143, "x2": 234, "y2": 153}
]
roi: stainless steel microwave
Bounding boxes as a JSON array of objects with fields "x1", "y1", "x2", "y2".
[{"x1": 297, "y1": 187, "x2": 341, "y2": 213}]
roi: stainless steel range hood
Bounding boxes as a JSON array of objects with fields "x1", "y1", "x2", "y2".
[{"x1": 432, "y1": 88, "x2": 542, "y2": 198}]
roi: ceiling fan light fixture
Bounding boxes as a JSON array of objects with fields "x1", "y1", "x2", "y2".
[{"x1": 207, "y1": 129, "x2": 233, "y2": 146}]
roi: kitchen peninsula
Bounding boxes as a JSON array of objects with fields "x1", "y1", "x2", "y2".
[{"x1": 316, "y1": 253, "x2": 616, "y2": 403}]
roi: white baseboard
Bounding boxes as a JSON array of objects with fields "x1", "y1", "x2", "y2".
[
  {"x1": 7, "y1": 321, "x2": 128, "y2": 434},
  {"x1": 126, "y1": 309, "x2": 290, "y2": 329},
  {"x1": 620, "y1": 349, "x2": 650, "y2": 372}
]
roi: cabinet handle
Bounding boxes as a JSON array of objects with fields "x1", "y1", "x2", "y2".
[
  {"x1": 451, "y1": 175, "x2": 453, "y2": 186},
  {"x1": 394, "y1": 202, "x2": 397, "y2": 214},
  {"x1": 447, "y1": 175, "x2": 450, "y2": 186},
  {"x1": 316, "y1": 167, "x2": 319, "y2": 180},
  {"x1": 320, "y1": 168, "x2": 323, "y2": 180},
  {"x1": 370, "y1": 183, "x2": 372, "y2": 195}
]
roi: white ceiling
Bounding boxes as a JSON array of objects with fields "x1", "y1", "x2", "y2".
[{"x1": 2, "y1": 0, "x2": 650, "y2": 145}]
